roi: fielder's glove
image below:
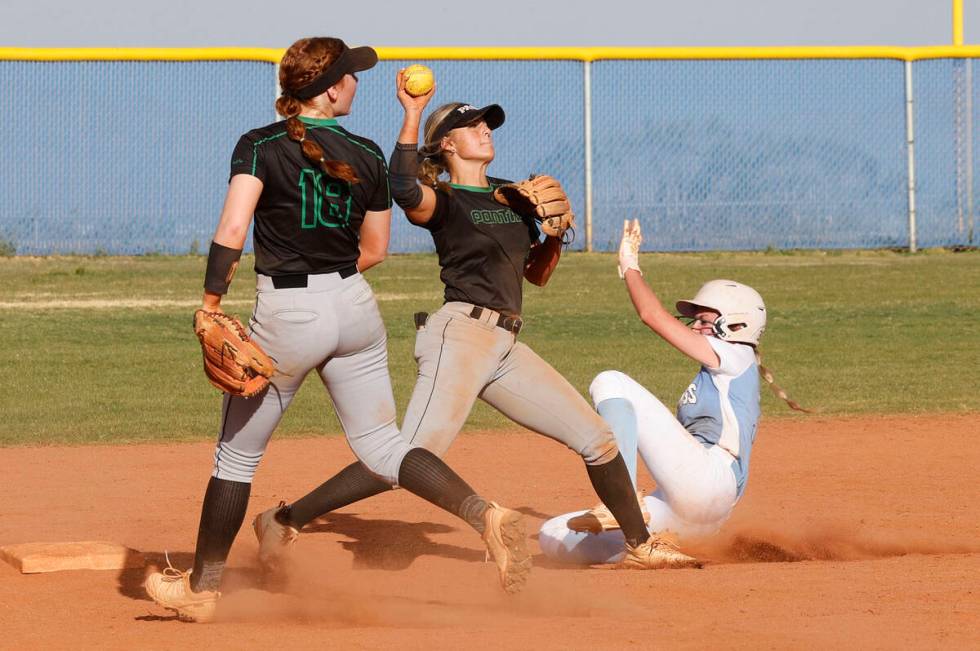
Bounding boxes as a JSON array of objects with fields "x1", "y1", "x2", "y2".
[
  {"x1": 493, "y1": 175, "x2": 576, "y2": 240},
  {"x1": 193, "y1": 309, "x2": 276, "y2": 398},
  {"x1": 618, "y1": 219, "x2": 643, "y2": 278}
]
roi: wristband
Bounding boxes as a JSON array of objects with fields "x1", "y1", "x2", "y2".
[{"x1": 204, "y1": 241, "x2": 243, "y2": 295}]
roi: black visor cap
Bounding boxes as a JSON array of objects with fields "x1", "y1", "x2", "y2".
[
  {"x1": 431, "y1": 104, "x2": 506, "y2": 143},
  {"x1": 292, "y1": 43, "x2": 379, "y2": 100},
  {"x1": 344, "y1": 45, "x2": 380, "y2": 74}
]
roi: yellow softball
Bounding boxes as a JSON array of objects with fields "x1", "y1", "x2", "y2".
[{"x1": 403, "y1": 64, "x2": 435, "y2": 97}]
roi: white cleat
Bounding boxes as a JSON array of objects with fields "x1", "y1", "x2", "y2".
[
  {"x1": 620, "y1": 534, "x2": 702, "y2": 570},
  {"x1": 482, "y1": 501, "x2": 532, "y2": 594},
  {"x1": 252, "y1": 501, "x2": 300, "y2": 572},
  {"x1": 144, "y1": 557, "x2": 219, "y2": 623}
]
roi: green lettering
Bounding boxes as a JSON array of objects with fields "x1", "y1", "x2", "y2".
[
  {"x1": 469, "y1": 208, "x2": 522, "y2": 225},
  {"x1": 299, "y1": 169, "x2": 352, "y2": 229}
]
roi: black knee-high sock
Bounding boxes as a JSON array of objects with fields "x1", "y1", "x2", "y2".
[
  {"x1": 397, "y1": 448, "x2": 488, "y2": 534},
  {"x1": 190, "y1": 477, "x2": 251, "y2": 593},
  {"x1": 585, "y1": 453, "x2": 649, "y2": 548},
  {"x1": 285, "y1": 461, "x2": 393, "y2": 529}
]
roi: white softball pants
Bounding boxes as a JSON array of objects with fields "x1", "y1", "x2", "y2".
[
  {"x1": 210, "y1": 271, "x2": 412, "y2": 485},
  {"x1": 538, "y1": 370, "x2": 738, "y2": 564}
]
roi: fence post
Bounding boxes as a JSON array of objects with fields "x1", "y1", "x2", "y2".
[
  {"x1": 905, "y1": 60, "x2": 918, "y2": 253},
  {"x1": 968, "y1": 59, "x2": 975, "y2": 244},
  {"x1": 583, "y1": 60, "x2": 594, "y2": 252},
  {"x1": 274, "y1": 62, "x2": 282, "y2": 121},
  {"x1": 953, "y1": 0, "x2": 964, "y2": 46}
]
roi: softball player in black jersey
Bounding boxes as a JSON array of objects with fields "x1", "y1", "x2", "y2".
[
  {"x1": 144, "y1": 38, "x2": 530, "y2": 623},
  {"x1": 252, "y1": 70, "x2": 672, "y2": 574}
]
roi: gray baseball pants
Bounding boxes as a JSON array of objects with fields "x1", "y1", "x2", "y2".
[
  {"x1": 211, "y1": 271, "x2": 411, "y2": 485},
  {"x1": 401, "y1": 302, "x2": 619, "y2": 465}
]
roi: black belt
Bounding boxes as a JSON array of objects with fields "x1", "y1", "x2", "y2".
[
  {"x1": 270, "y1": 265, "x2": 358, "y2": 289},
  {"x1": 469, "y1": 306, "x2": 523, "y2": 335}
]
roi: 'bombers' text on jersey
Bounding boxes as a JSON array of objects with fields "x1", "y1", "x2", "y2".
[
  {"x1": 229, "y1": 116, "x2": 391, "y2": 276},
  {"x1": 423, "y1": 180, "x2": 540, "y2": 316}
]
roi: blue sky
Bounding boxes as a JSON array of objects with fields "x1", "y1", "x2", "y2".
[{"x1": 0, "y1": 0, "x2": 976, "y2": 48}]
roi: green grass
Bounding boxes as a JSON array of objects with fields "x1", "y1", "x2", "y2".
[{"x1": 1, "y1": 249, "x2": 977, "y2": 446}]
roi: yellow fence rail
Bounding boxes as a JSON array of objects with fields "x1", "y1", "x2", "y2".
[{"x1": 3, "y1": 45, "x2": 980, "y2": 63}]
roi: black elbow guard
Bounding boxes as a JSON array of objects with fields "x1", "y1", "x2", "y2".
[
  {"x1": 204, "y1": 241, "x2": 243, "y2": 295},
  {"x1": 389, "y1": 143, "x2": 423, "y2": 210}
]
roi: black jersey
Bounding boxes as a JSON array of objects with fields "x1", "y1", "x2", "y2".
[
  {"x1": 423, "y1": 178, "x2": 541, "y2": 316},
  {"x1": 229, "y1": 116, "x2": 391, "y2": 276}
]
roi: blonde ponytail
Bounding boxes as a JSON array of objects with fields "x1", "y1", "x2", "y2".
[{"x1": 418, "y1": 156, "x2": 451, "y2": 193}]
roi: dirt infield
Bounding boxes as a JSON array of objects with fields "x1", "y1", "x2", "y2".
[{"x1": 1, "y1": 414, "x2": 978, "y2": 649}]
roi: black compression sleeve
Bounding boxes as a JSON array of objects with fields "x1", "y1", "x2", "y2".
[
  {"x1": 398, "y1": 448, "x2": 488, "y2": 533},
  {"x1": 204, "y1": 241, "x2": 243, "y2": 295},
  {"x1": 389, "y1": 143, "x2": 423, "y2": 210},
  {"x1": 190, "y1": 477, "x2": 251, "y2": 592},
  {"x1": 584, "y1": 453, "x2": 650, "y2": 547},
  {"x1": 286, "y1": 461, "x2": 392, "y2": 528}
]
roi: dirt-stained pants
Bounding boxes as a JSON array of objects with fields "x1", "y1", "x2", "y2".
[{"x1": 401, "y1": 302, "x2": 619, "y2": 465}]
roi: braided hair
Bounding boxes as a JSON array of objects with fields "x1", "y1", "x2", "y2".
[
  {"x1": 755, "y1": 350, "x2": 811, "y2": 413},
  {"x1": 275, "y1": 37, "x2": 359, "y2": 185}
]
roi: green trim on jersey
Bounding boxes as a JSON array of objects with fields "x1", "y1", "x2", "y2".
[
  {"x1": 294, "y1": 123, "x2": 388, "y2": 201},
  {"x1": 449, "y1": 183, "x2": 494, "y2": 192},
  {"x1": 249, "y1": 124, "x2": 336, "y2": 176},
  {"x1": 323, "y1": 126, "x2": 385, "y2": 162},
  {"x1": 251, "y1": 131, "x2": 289, "y2": 175},
  {"x1": 297, "y1": 116, "x2": 339, "y2": 127},
  {"x1": 232, "y1": 119, "x2": 391, "y2": 277}
]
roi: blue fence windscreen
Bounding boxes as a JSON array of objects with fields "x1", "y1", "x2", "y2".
[
  {"x1": 0, "y1": 61, "x2": 274, "y2": 255},
  {"x1": 914, "y1": 58, "x2": 979, "y2": 248},
  {"x1": 0, "y1": 57, "x2": 976, "y2": 254},
  {"x1": 591, "y1": 59, "x2": 909, "y2": 251},
  {"x1": 343, "y1": 59, "x2": 586, "y2": 253}
]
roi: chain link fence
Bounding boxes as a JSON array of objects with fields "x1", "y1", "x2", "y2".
[
  {"x1": 0, "y1": 60, "x2": 274, "y2": 255},
  {"x1": 915, "y1": 58, "x2": 978, "y2": 248},
  {"x1": 0, "y1": 56, "x2": 976, "y2": 255},
  {"x1": 344, "y1": 59, "x2": 587, "y2": 252},
  {"x1": 592, "y1": 59, "x2": 912, "y2": 251}
]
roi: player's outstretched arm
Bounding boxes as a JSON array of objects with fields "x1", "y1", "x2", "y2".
[
  {"x1": 202, "y1": 174, "x2": 262, "y2": 311},
  {"x1": 524, "y1": 235, "x2": 562, "y2": 286},
  {"x1": 391, "y1": 68, "x2": 437, "y2": 225},
  {"x1": 618, "y1": 220, "x2": 720, "y2": 368}
]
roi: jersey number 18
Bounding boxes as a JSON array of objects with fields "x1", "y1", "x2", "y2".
[{"x1": 299, "y1": 169, "x2": 352, "y2": 229}]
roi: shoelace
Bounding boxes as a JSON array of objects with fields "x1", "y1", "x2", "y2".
[
  {"x1": 651, "y1": 537, "x2": 682, "y2": 552},
  {"x1": 161, "y1": 551, "x2": 184, "y2": 582}
]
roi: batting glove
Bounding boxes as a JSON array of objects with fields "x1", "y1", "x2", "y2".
[{"x1": 617, "y1": 219, "x2": 643, "y2": 279}]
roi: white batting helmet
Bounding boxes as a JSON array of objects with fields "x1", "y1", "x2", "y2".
[{"x1": 676, "y1": 279, "x2": 767, "y2": 346}]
